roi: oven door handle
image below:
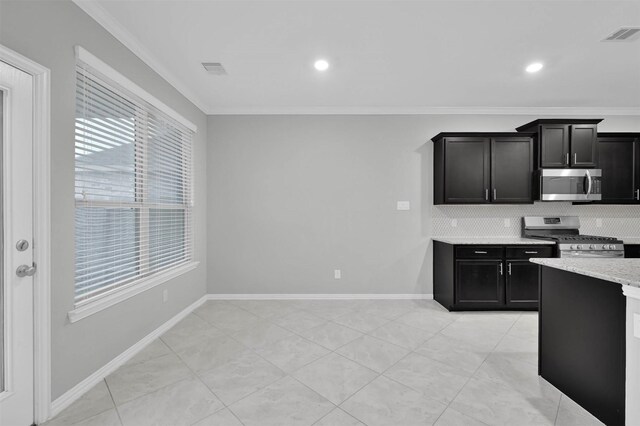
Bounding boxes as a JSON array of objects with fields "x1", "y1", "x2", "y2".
[{"x1": 585, "y1": 170, "x2": 592, "y2": 198}]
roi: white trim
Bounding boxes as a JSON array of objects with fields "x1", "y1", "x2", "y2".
[
  {"x1": 206, "y1": 106, "x2": 640, "y2": 116},
  {"x1": 51, "y1": 295, "x2": 207, "y2": 419},
  {"x1": 74, "y1": 46, "x2": 197, "y2": 133},
  {"x1": 68, "y1": 261, "x2": 200, "y2": 323},
  {"x1": 0, "y1": 44, "x2": 52, "y2": 425},
  {"x1": 71, "y1": 0, "x2": 209, "y2": 115},
  {"x1": 622, "y1": 285, "x2": 640, "y2": 301},
  {"x1": 206, "y1": 293, "x2": 433, "y2": 300}
]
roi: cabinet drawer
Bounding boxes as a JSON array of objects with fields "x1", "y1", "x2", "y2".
[
  {"x1": 455, "y1": 246, "x2": 504, "y2": 259},
  {"x1": 506, "y1": 246, "x2": 554, "y2": 259}
]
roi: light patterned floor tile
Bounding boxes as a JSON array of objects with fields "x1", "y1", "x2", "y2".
[
  {"x1": 230, "y1": 323, "x2": 294, "y2": 349},
  {"x1": 450, "y1": 376, "x2": 560, "y2": 426},
  {"x1": 272, "y1": 310, "x2": 328, "y2": 333},
  {"x1": 44, "y1": 381, "x2": 114, "y2": 426},
  {"x1": 439, "y1": 320, "x2": 506, "y2": 351},
  {"x1": 72, "y1": 409, "x2": 122, "y2": 426},
  {"x1": 300, "y1": 322, "x2": 363, "y2": 350},
  {"x1": 313, "y1": 408, "x2": 364, "y2": 426},
  {"x1": 384, "y1": 352, "x2": 470, "y2": 404},
  {"x1": 175, "y1": 335, "x2": 247, "y2": 374},
  {"x1": 194, "y1": 302, "x2": 261, "y2": 332},
  {"x1": 117, "y1": 377, "x2": 223, "y2": 426},
  {"x1": 124, "y1": 339, "x2": 172, "y2": 367},
  {"x1": 160, "y1": 314, "x2": 225, "y2": 352},
  {"x1": 256, "y1": 335, "x2": 330, "y2": 373},
  {"x1": 336, "y1": 335, "x2": 409, "y2": 373},
  {"x1": 332, "y1": 311, "x2": 390, "y2": 333},
  {"x1": 415, "y1": 333, "x2": 491, "y2": 374},
  {"x1": 367, "y1": 320, "x2": 434, "y2": 350},
  {"x1": 106, "y1": 353, "x2": 192, "y2": 405},
  {"x1": 341, "y1": 376, "x2": 447, "y2": 426},
  {"x1": 198, "y1": 350, "x2": 286, "y2": 405},
  {"x1": 192, "y1": 408, "x2": 244, "y2": 426},
  {"x1": 292, "y1": 353, "x2": 377, "y2": 404},
  {"x1": 434, "y1": 407, "x2": 488, "y2": 426},
  {"x1": 228, "y1": 376, "x2": 334, "y2": 426},
  {"x1": 395, "y1": 309, "x2": 456, "y2": 334},
  {"x1": 493, "y1": 333, "x2": 538, "y2": 366}
]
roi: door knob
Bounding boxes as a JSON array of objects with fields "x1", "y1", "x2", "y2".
[{"x1": 16, "y1": 263, "x2": 37, "y2": 277}]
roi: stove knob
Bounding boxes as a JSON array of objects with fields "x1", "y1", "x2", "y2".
[
  {"x1": 570, "y1": 245, "x2": 576, "y2": 250},
  {"x1": 604, "y1": 245, "x2": 610, "y2": 250},
  {"x1": 589, "y1": 245, "x2": 595, "y2": 250},
  {"x1": 576, "y1": 245, "x2": 583, "y2": 250}
]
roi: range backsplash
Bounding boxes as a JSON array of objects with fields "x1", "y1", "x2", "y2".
[{"x1": 432, "y1": 203, "x2": 640, "y2": 238}]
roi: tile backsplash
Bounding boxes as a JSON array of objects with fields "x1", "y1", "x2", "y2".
[{"x1": 432, "y1": 203, "x2": 640, "y2": 238}]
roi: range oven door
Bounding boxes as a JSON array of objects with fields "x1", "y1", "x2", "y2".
[{"x1": 539, "y1": 169, "x2": 602, "y2": 201}]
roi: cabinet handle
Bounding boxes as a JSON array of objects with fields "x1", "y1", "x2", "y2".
[
  {"x1": 493, "y1": 188, "x2": 497, "y2": 200},
  {"x1": 485, "y1": 189, "x2": 489, "y2": 201},
  {"x1": 499, "y1": 263, "x2": 503, "y2": 275},
  {"x1": 636, "y1": 189, "x2": 639, "y2": 201},
  {"x1": 574, "y1": 153, "x2": 577, "y2": 164},
  {"x1": 508, "y1": 263, "x2": 512, "y2": 275},
  {"x1": 566, "y1": 153, "x2": 569, "y2": 165},
  {"x1": 524, "y1": 251, "x2": 538, "y2": 254},
  {"x1": 474, "y1": 251, "x2": 488, "y2": 254}
]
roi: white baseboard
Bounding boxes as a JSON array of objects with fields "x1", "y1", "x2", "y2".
[
  {"x1": 49, "y1": 295, "x2": 207, "y2": 419},
  {"x1": 206, "y1": 293, "x2": 433, "y2": 300}
]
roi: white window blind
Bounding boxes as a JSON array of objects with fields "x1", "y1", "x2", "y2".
[{"x1": 74, "y1": 57, "x2": 194, "y2": 306}]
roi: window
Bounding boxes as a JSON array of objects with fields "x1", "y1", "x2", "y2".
[{"x1": 74, "y1": 48, "x2": 195, "y2": 308}]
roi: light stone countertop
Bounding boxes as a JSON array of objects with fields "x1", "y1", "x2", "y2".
[
  {"x1": 530, "y1": 258, "x2": 640, "y2": 288},
  {"x1": 432, "y1": 237, "x2": 554, "y2": 245}
]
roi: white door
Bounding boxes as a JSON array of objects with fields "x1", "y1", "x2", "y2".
[{"x1": 0, "y1": 60, "x2": 35, "y2": 426}]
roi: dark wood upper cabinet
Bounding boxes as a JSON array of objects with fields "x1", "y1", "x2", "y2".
[
  {"x1": 432, "y1": 133, "x2": 533, "y2": 205},
  {"x1": 491, "y1": 137, "x2": 534, "y2": 203},
  {"x1": 540, "y1": 124, "x2": 570, "y2": 167},
  {"x1": 571, "y1": 124, "x2": 598, "y2": 168},
  {"x1": 597, "y1": 133, "x2": 640, "y2": 203},
  {"x1": 437, "y1": 136, "x2": 490, "y2": 204},
  {"x1": 516, "y1": 119, "x2": 602, "y2": 168}
]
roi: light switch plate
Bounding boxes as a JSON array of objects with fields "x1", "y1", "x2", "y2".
[
  {"x1": 634, "y1": 313, "x2": 640, "y2": 339},
  {"x1": 397, "y1": 201, "x2": 410, "y2": 211},
  {"x1": 334, "y1": 269, "x2": 342, "y2": 279}
]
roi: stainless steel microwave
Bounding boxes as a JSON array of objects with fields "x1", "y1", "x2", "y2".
[{"x1": 538, "y1": 169, "x2": 602, "y2": 201}]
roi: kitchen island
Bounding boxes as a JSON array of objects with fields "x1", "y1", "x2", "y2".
[{"x1": 530, "y1": 258, "x2": 640, "y2": 426}]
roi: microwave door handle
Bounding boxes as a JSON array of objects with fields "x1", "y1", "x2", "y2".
[{"x1": 585, "y1": 170, "x2": 592, "y2": 198}]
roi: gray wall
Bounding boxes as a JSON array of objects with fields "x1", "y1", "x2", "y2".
[
  {"x1": 1, "y1": 1, "x2": 208, "y2": 398},
  {"x1": 207, "y1": 114, "x2": 640, "y2": 296}
]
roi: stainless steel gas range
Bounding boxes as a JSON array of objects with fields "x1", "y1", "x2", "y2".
[{"x1": 522, "y1": 216, "x2": 624, "y2": 258}]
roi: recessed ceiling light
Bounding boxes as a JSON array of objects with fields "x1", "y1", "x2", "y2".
[
  {"x1": 526, "y1": 62, "x2": 543, "y2": 73},
  {"x1": 314, "y1": 59, "x2": 330, "y2": 71}
]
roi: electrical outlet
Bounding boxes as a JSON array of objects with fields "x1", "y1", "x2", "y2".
[
  {"x1": 451, "y1": 219, "x2": 458, "y2": 228},
  {"x1": 596, "y1": 218, "x2": 603, "y2": 228},
  {"x1": 634, "y1": 313, "x2": 640, "y2": 339},
  {"x1": 396, "y1": 201, "x2": 410, "y2": 211},
  {"x1": 163, "y1": 289, "x2": 168, "y2": 303},
  {"x1": 334, "y1": 269, "x2": 342, "y2": 279},
  {"x1": 504, "y1": 218, "x2": 511, "y2": 228}
]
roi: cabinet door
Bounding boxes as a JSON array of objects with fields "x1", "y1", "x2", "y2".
[
  {"x1": 506, "y1": 260, "x2": 539, "y2": 309},
  {"x1": 570, "y1": 124, "x2": 598, "y2": 168},
  {"x1": 625, "y1": 245, "x2": 640, "y2": 258},
  {"x1": 598, "y1": 137, "x2": 638, "y2": 203},
  {"x1": 491, "y1": 137, "x2": 534, "y2": 203},
  {"x1": 540, "y1": 124, "x2": 569, "y2": 168},
  {"x1": 455, "y1": 260, "x2": 504, "y2": 308},
  {"x1": 444, "y1": 138, "x2": 490, "y2": 203}
]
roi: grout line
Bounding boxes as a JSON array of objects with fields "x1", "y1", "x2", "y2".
[
  {"x1": 103, "y1": 379, "x2": 125, "y2": 426},
  {"x1": 554, "y1": 394, "x2": 564, "y2": 425}
]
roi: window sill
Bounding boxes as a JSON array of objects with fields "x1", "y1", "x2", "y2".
[{"x1": 68, "y1": 261, "x2": 200, "y2": 323}]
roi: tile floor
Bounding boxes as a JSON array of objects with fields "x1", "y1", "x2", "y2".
[{"x1": 44, "y1": 299, "x2": 605, "y2": 426}]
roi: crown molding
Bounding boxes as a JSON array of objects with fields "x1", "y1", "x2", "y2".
[
  {"x1": 205, "y1": 106, "x2": 640, "y2": 116},
  {"x1": 72, "y1": 0, "x2": 209, "y2": 115}
]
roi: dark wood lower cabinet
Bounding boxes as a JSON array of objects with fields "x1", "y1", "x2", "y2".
[
  {"x1": 625, "y1": 244, "x2": 640, "y2": 258},
  {"x1": 506, "y1": 260, "x2": 539, "y2": 309},
  {"x1": 434, "y1": 241, "x2": 554, "y2": 311},
  {"x1": 455, "y1": 260, "x2": 504, "y2": 308}
]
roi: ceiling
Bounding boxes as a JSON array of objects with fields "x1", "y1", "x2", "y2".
[{"x1": 75, "y1": 0, "x2": 640, "y2": 114}]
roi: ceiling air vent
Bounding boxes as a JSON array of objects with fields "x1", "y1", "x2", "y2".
[
  {"x1": 202, "y1": 62, "x2": 227, "y2": 75},
  {"x1": 602, "y1": 27, "x2": 640, "y2": 42}
]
